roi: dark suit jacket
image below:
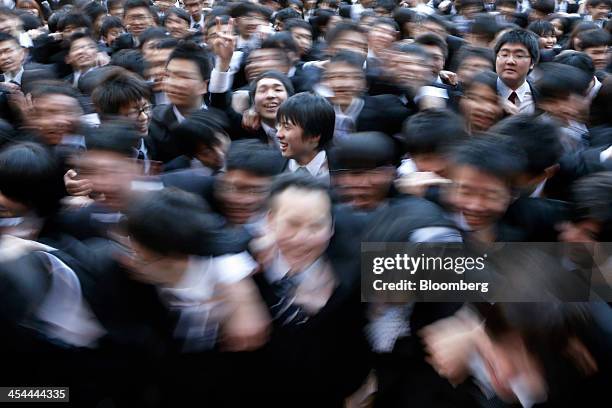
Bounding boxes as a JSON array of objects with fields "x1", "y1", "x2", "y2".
[{"x1": 356, "y1": 94, "x2": 412, "y2": 136}]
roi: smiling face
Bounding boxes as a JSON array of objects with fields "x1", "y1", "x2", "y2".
[
  {"x1": 163, "y1": 58, "x2": 208, "y2": 108},
  {"x1": 276, "y1": 118, "x2": 319, "y2": 162},
  {"x1": 123, "y1": 6, "x2": 155, "y2": 37},
  {"x1": 459, "y1": 82, "x2": 503, "y2": 132},
  {"x1": 66, "y1": 37, "x2": 98, "y2": 71},
  {"x1": 538, "y1": 33, "x2": 557, "y2": 49},
  {"x1": 496, "y1": 42, "x2": 533, "y2": 90},
  {"x1": 253, "y1": 77, "x2": 288, "y2": 125},
  {"x1": 28, "y1": 94, "x2": 82, "y2": 145},
  {"x1": 164, "y1": 13, "x2": 190, "y2": 38}
]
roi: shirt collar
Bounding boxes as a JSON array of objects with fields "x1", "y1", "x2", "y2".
[
  {"x1": 334, "y1": 97, "x2": 365, "y2": 120},
  {"x1": 288, "y1": 150, "x2": 327, "y2": 177},
  {"x1": 4, "y1": 66, "x2": 24, "y2": 84},
  {"x1": 497, "y1": 77, "x2": 531, "y2": 102},
  {"x1": 173, "y1": 102, "x2": 208, "y2": 123}
]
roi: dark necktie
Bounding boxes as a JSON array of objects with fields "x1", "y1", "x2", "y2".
[
  {"x1": 269, "y1": 274, "x2": 309, "y2": 326},
  {"x1": 193, "y1": 22, "x2": 200, "y2": 30},
  {"x1": 508, "y1": 91, "x2": 518, "y2": 105}
]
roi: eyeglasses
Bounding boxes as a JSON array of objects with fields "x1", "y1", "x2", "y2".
[
  {"x1": 496, "y1": 52, "x2": 531, "y2": 61},
  {"x1": 127, "y1": 104, "x2": 152, "y2": 118}
]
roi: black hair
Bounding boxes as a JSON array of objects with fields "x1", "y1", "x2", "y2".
[
  {"x1": 138, "y1": 26, "x2": 169, "y2": 47},
  {"x1": 284, "y1": 17, "x2": 311, "y2": 35},
  {"x1": 29, "y1": 81, "x2": 81, "y2": 101},
  {"x1": 100, "y1": 16, "x2": 125, "y2": 37},
  {"x1": 586, "y1": 0, "x2": 612, "y2": 8},
  {"x1": 167, "y1": 40, "x2": 212, "y2": 81},
  {"x1": 527, "y1": 20, "x2": 556, "y2": 37},
  {"x1": 47, "y1": 10, "x2": 66, "y2": 33},
  {"x1": 153, "y1": 37, "x2": 179, "y2": 50},
  {"x1": 451, "y1": 45, "x2": 495, "y2": 72},
  {"x1": 86, "y1": 121, "x2": 142, "y2": 156},
  {"x1": 0, "y1": 142, "x2": 64, "y2": 217},
  {"x1": 490, "y1": 114, "x2": 563, "y2": 176},
  {"x1": 450, "y1": 135, "x2": 527, "y2": 185},
  {"x1": 310, "y1": 8, "x2": 335, "y2": 40},
  {"x1": 470, "y1": 14, "x2": 502, "y2": 43},
  {"x1": 576, "y1": 28, "x2": 610, "y2": 50},
  {"x1": 82, "y1": 1, "x2": 106, "y2": 26},
  {"x1": 123, "y1": 0, "x2": 155, "y2": 18},
  {"x1": 267, "y1": 171, "x2": 330, "y2": 208},
  {"x1": 58, "y1": 12, "x2": 92, "y2": 32},
  {"x1": 248, "y1": 70, "x2": 294, "y2": 104},
  {"x1": 534, "y1": 62, "x2": 591, "y2": 99},
  {"x1": 261, "y1": 31, "x2": 299, "y2": 54},
  {"x1": 67, "y1": 31, "x2": 96, "y2": 52},
  {"x1": 415, "y1": 32, "x2": 449, "y2": 59},
  {"x1": 328, "y1": 131, "x2": 399, "y2": 170},
  {"x1": 126, "y1": 188, "x2": 222, "y2": 256},
  {"x1": 274, "y1": 7, "x2": 301, "y2": 24},
  {"x1": 225, "y1": 139, "x2": 285, "y2": 177},
  {"x1": 456, "y1": 0, "x2": 485, "y2": 11},
  {"x1": 375, "y1": 0, "x2": 397, "y2": 13},
  {"x1": 230, "y1": 2, "x2": 272, "y2": 20},
  {"x1": 326, "y1": 21, "x2": 366, "y2": 46},
  {"x1": 553, "y1": 50, "x2": 595, "y2": 77},
  {"x1": 277, "y1": 92, "x2": 335, "y2": 151},
  {"x1": 463, "y1": 69, "x2": 499, "y2": 92},
  {"x1": 171, "y1": 109, "x2": 228, "y2": 156},
  {"x1": 392, "y1": 42, "x2": 431, "y2": 61},
  {"x1": 494, "y1": 28, "x2": 540, "y2": 64},
  {"x1": 110, "y1": 50, "x2": 147, "y2": 81},
  {"x1": 530, "y1": 0, "x2": 556, "y2": 14},
  {"x1": 590, "y1": 76, "x2": 612, "y2": 127},
  {"x1": 372, "y1": 16, "x2": 399, "y2": 32},
  {"x1": 327, "y1": 50, "x2": 366, "y2": 71},
  {"x1": 568, "y1": 21, "x2": 599, "y2": 50},
  {"x1": 0, "y1": 32, "x2": 19, "y2": 46},
  {"x1": 164, "y1": 6, "x2": 190, "y2": 25},
  {"x1": 399, "y1": 109, "x2": 467, "y2": 156},
  {"x1": 92, "y1": 69, "x2": 150, "y2": 116},
  {"x1": 572, "y1": 172, "x2": 612, "y2": 225},
  {"x1": 495, "y1": 0, "x2": 518, "y2": 7}
]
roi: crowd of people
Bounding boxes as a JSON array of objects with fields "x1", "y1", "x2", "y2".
[{"x1": 0, "y1": 0, "x2": 611, "y2": 406}]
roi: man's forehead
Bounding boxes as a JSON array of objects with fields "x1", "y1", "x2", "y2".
[{"x1": 499, "y1": 43, "x2": 529, "y2": 52}]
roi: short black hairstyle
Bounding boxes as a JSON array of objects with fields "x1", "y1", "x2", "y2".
[
  {"x1": 29, "y1": 81, "x2": 81, "y2": 101},
  {"x1": 138, "y1": 26, "x2": 169, "y2": 48},
  {"x1": 326, "y1": 21, "x2": 366, "y2": 46},
  {"x1": 0, "y1": 142, "x2": 64, "y2": 217},
  {"x1": 167, "y1": 40, "x2": 212, "y2": 82},
  {"x1": 100, "y1": 16, "x2": 125, "y2": 38},
  {"x1": 153, "y1": 37, "x2": 179, "y2": 50},
  {"x1": 274, "y1": 7, "x2": 301, "y2": 24},
  {"x1": 110, "y1": 49, "x2": 146, "y2": 77},
  {"x1": 164, "y1": 6, "x2": 190, "y2": 25},
  {"x1": 58, "y1": 12, "x2": 92, "y2": 32},
  {"x1": 576, "y1": 28, "x2": 611, "y2": 50},
  {"x1": 534, "y1": 62, "x2": 591, "y2": 99},
  {"x1": 85, "y1": 121, "x2": 142, "y2": 157},
  {"x1": 267, "y1": 171, "x2": 330, "y2": 209},
  {"x1": 67, "y1": 31, "x2": 96, "y2": 52},
  {"x1": 572, "y1": 172, "x2": 612, "y2": 226},
  {"x1": 451, "y1": 45, "x2": 495, "y2": 72},
  {"x1": 553, "y1": 50, "x2": 596, "y2": 78},
  {"x1": 0, "y1": 32, "x2": 19, "y2": 47},
  {"x1": 469, "y1": 14, "x2": 502, "y2": 43},
  {"x1": 530, "y1": 0, "x2": 556, "y2": 14},
  {"x1": 92, "y1": 69, "x2": 151, "y2": 116},
  {"x1": 415, "y1": 32, "x2": 449, "y2": 59},
  {"x1": 171, "y1": 109, "x2": 228, "y2": 156},
  {"x1": 230, "y1": 2, "x2": 272, "y2": 20},
  {"x1": 123, "y1": 0, "x2": 155, "y2": 18},
  {"x1": 225, "y1": 139, "x2": 285, "y2": 177},
  {"x1": 463, "y1": 69, "x2": 499, "y2": 93},
  {"x1": 248, "y1": 70, "x2": 295, "y2": 104},
  {"x1": 328, "y1": 132, "x2": 398, "y2": 171},
  {"x1": 277, "y1": 92, "x2": 336, "y2": 151},
  {"x1": 527, "y1": 20, "x2": 556, "y2": 38},
  {"x1": 494, "y1": 28, "x2": 540, "y2": 64},
  {"x1": 261, "y1": 31, "x2": 299, "y2": 54},
  {"x1": 450, "y1": 135, "x2": 527, "y2": 186},
  {"x1": 82, "y1": 1, "x2": 106, "y2": 25},
  {"x1": 372, "y1": 16, "x2": 399, "y2": 32},
  {"x1": 392, "y1": 42, "x2": 431, "y2": 61},
  {"x1": 398, "y1": 109, "x2": 467, "y2": 156},
  {"x1": 284, "y1": 18, "x2": 312, "y2": 35},
  {"x1": 490, "y1": 114, "x2": 563, "y2": 176},
  {"x1": 126, "y1": 188, "x2": 222, "y2": 256},
  {"x1": 327, "y1": 50, "x2": 366, "y2": 72},
  {"x1": 586, "y1": 0, "x2": 612, "y2": 8}
]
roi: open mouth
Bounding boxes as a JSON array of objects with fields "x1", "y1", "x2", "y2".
[
  {"x1": 278, "y1": 141, "x2": 288, "y2": 151},
  {"x1": 263, "y1": 101, "x2": 279, "y2": 111}
]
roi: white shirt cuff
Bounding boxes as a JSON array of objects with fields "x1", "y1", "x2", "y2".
[{"x1": 208, "y1": 59, "x2": 235, "y2": 93}]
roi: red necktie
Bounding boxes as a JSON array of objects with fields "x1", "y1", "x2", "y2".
[{"x1": 508, "y1": 91, "x2": 518, "y2": 105}]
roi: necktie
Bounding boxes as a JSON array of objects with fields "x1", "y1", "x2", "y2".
[
  {"x1": 508, "y1": 91, "x2": 518, "y2": 105},
  {"x1": 270, "y1": 274, "x2": 310, "y2": 325},
  {"x1": 193, "y1": 22, "x2": 200, "y2": 30},
  {"x1": 295, "y1": 166, "x2": 311, "y2": 177}
]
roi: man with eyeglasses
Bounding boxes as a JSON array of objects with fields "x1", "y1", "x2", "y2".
[
  {"x1": 122, "y1": 0, "x2": 158, "y2": 42},
  {"x1": 494, "y1": 29, "x2": 540, "y2": 115}
]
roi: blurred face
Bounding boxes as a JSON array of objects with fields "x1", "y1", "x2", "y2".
[
  {"x1": 164, "y1": 58, "x2": 208, "y2": 108},
  {"x1": 146, "y1": 47, "x2": 172, "y2": 92},
  {"x1": 268, "y1": 187, "x2": 333, "y2": 270},
  {"x1": 422, "y1": 44, "x2": 445, "y2": 76},
  {"x1": 368, "y1": 23, "x2": 396, "y2": 53},
  {"x1": 538, "y1": 93, "x2": 585, "y2": 125},
  {"x1": 66, "y1": 37, "x2": 98, "y2": 71},
  {"x1": 245, "y1": 48, "x2": 289, "y2": 82},
  {"x1": 28, "y1": 94, "x2": 82, "y2": 145},
  {"x1": 538, "y1": 33, "x2": 557, "y2": 49},
  {"x1": 321, "y1": 61, "x2": 365, "y2": 109},
  {"x1": 588, "y1": 3, "x2": 611, "y2": 20},
  {"x1": 329, "y1": 31, "x2": 368, "y2": 58},
  {"x1": 290, "y1": 27, "x2": 312, "y2": 56},
  {"x1": 183, "y1": 0, "x2": 203, "y2": 19},
  {"x1": 0, "y1": 191, "x2": 28, "y2": 219},
  {"x1": 583, "y1": 45, "x2": 610, "y2": 71},
  {"x1": 331, "y1": 167, "x2": 395, "y2": 210},
  {"x1": 215, "y1": 169, "x2": 271, "y2": 224},
  {"x1": 104, "y1": 27, "x2": 125, "y2": 45},
  {"x1": 165, "y1": 13, "x2": 189, "y2": 38},
  {"x1": 154, "y1": 0, "x2": 175, "y2": 13},
  {"x1": 124, "y1": 6, "x2": 155, "y2": 37},
  {"x1": 550, "y1": 19, "x2": 564, "y2": 39},
  {"x1": 253, "y1": 78, "x2": 288, "y2": 124},
  {"x1": 0, "y1": 39, "x2": 25, "y2": 74},
  {"x1": 237, "y1": 12, "x2": 267, "y2": 38},
  {"x1": 390, "y1": 51, "x2": 432, "y2": 91},
  {"x1": 496, "y1": 42, "x2": 533, "y2": 90},
  {"x1": 457, "y1": 56, "x2": 494, "y2": 84},
  {"x1": 412, "y1": 153, "x2": 448, "y2": 177},
  {"x1": 446, "y1": 165, "x2": 513, "y2": 231},
  {"x1": 0, "y1": 14, "x2": 20, "y2": 35},
  {"x1": 277, "y1": 118, "x2": 318, "y2": 161},
  {"x1": 109, "y1": 6, "x2": 124, "y2": 17},
  {"x1": 75, "y1": 150, "x2": 140, "y2": 211},
  {"x1": 558, "y1": 219, "x2": 601, "y2": 242},
  {"x1": 196, "y1": 132, "x2": 229, "y2": 170},
  {"x1": 16, "y1": 1, "x2": 39, "y2": 17},
  {"x1": 117, "y1": 98, "x2": 152, "y2": 136},
  {"x1": 459, "y1": 83, "x2": 503, "y2": 132}
]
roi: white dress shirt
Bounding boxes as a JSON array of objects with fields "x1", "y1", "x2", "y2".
[
  {"x1": 3, "y1": 66, "x2": 24, "y2": 84},
  {"x1": 287, "y1": 150, "x2": 329, "y2": 184}
]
